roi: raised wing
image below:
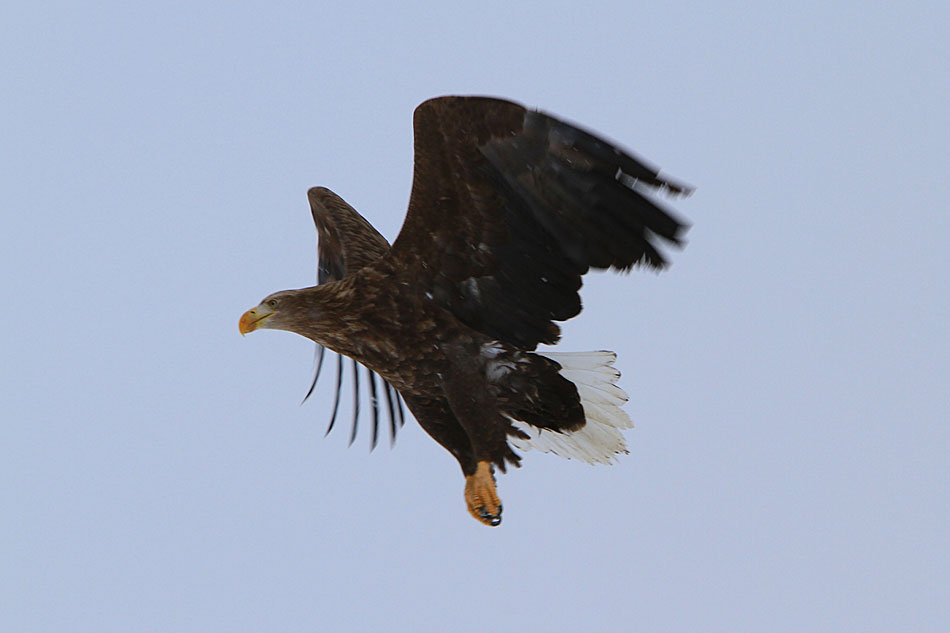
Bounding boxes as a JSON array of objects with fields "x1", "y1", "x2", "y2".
[
  {"x1": 304, "y1": 187, "x2": 405, "y2": 448},
  {"x1": 309, "y1": 187, "x2": 391, "y2": 282},
  {"x1": 389, "y1": 96, "x2": 691, "y2": 350}
]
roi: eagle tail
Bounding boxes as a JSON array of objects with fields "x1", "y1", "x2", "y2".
[{"x1": 508, "y1": 351, "x2": 632, "y2": 464}]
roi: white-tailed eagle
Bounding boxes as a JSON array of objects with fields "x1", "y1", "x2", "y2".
[{"x1": 240, "y1": 96, "x2": 691, "y2": 526}]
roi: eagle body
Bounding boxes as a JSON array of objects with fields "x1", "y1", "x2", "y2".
[
  {"x1": 240, "y1": 96, "x2": 691, "y2": 526},
  {"x1": 271, "y1": 264, "x2": 585, "y2": 473}
]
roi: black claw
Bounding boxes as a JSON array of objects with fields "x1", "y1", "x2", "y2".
[{"x1": 477, "y1": 506, "x2": 502, "y2": 526}]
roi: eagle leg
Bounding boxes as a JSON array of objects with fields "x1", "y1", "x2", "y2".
[
  {"x1": 441, "y1": 343, "x2": 522, "y2": 473},
  {"x1": 464, "y1": 461, "x2": 502, "y2": 527}
]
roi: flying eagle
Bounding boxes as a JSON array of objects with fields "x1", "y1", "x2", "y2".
[{"x1": 239, "y1": 96, "x2": 691, "y2": 526}]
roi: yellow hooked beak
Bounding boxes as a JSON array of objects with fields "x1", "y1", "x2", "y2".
[{"x1": 239, "y1": 306, "x2": 273, "y2": 336}]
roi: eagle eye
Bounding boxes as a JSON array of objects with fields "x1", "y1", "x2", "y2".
[{"x1": 267, "y1": 299, "x2": 279, "y2": 308}]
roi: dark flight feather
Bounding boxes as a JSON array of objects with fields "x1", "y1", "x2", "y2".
[
  {"x1": 349, "y1": 359, "x2": 360, "y2": 446},
  {"x1": 367, "y1": 367, "x2": 380, "y2": 450},
  {"x1": 324, "y1": 354, "x2": 344, "y2": 436},
  {"x1": 383, "y1": 381, "x2": 399, "y2": 446},
  {"x1": 301, "y1": 343, "x2": 326, "y2": 404}
]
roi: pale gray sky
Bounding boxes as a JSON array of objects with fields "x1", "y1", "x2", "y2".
[{"x1": 2, "y1": 1, "x2": 947, "y2": 631}]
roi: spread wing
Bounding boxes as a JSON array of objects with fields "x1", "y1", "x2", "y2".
[
  {"x1": 389, "y1": 96, "x2": 691, "y2": 350},
  {"x1": 304, "y1": 187, "x2": 405, "y2": 448}
]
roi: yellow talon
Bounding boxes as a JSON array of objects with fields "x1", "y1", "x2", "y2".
[{"x1": 464, "y1": 461, "x2": 502, "y2": 526}]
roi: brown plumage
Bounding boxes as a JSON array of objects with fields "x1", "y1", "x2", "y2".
[{"x1": 239, "y1": 96, "x2": 692, "y2": 526}]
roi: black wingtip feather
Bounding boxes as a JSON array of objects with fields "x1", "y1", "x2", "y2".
[
  {"x1": 383, "y1": 382, "x2": 399, "y2": 446},
  {"x1": 302, "y1": 344, "x2": 326, "y2": 405},
  {"x1": 349, "y1": 360, "x2": 360, "y2": 446},
  {"x1": 325, "y1": 354, "x2": 344, "y2": 436},
  {"x1": 368, "y1": 368, "x2": 380, "y2": 451}
]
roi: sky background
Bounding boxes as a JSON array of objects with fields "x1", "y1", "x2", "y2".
[{"x1": 2, "y1": 1, "x2": 947, "y2": 631}]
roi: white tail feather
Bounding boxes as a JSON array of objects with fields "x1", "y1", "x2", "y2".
[{"x1": 508, "y1": 351, "x2": 633, "y2": 465}]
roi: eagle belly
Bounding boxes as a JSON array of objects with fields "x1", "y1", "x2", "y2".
[{"x1": 505, "y1": 350, "x2": 633, "y2": 465}]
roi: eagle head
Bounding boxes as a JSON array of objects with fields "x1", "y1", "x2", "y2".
[{"x1": 239, "y1": 290, "x2": 304, "y2": 335}]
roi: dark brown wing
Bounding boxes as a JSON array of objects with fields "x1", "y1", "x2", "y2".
[
  {"x1": 388, "y1": 96, "x2": 692, "y2": 350},
  {"x1": 304, "y1": 187, "x2": 405, "y2": 448}
]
